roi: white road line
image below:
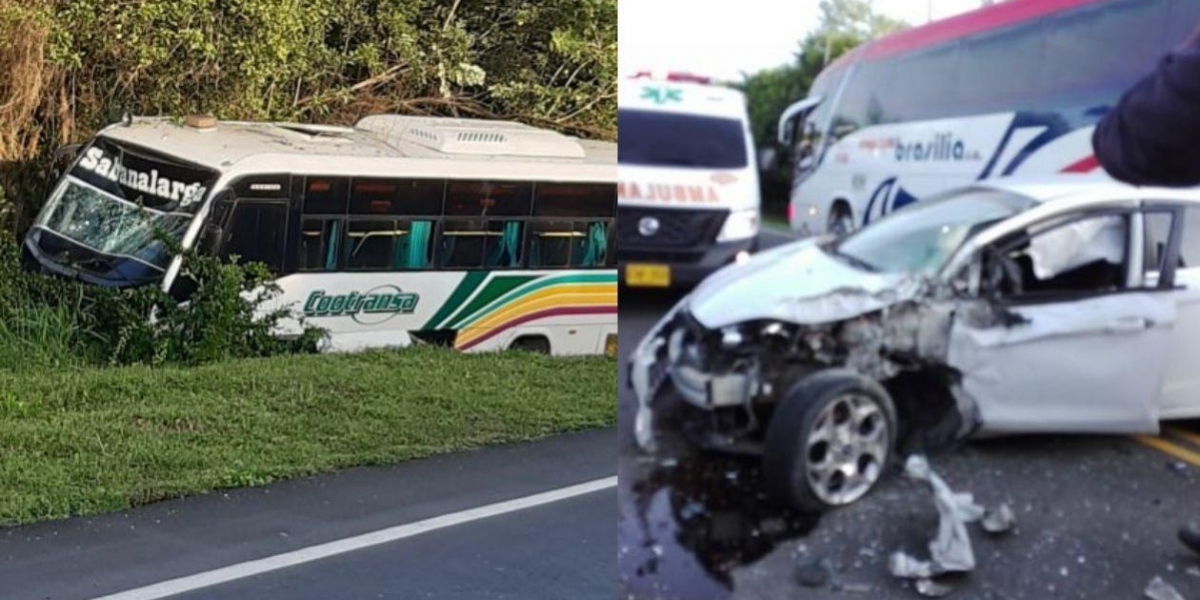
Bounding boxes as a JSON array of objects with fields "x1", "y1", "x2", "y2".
[{"x1": 90, "y1": 476, "x2": 618, "y2": 600}]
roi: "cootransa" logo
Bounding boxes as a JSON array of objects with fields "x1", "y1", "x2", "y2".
[{"x1": 303, "y1": 285, "x2": 420, "y2": 325}]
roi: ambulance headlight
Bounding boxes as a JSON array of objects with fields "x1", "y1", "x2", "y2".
[{"x1": 717, "y1": 209, "x2": 759, "y2": 242}]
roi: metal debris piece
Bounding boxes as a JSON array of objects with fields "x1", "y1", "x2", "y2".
[
  {"x1": 891, "y1": 455, "x2": 983, "y2": 580},
  {"x1": 915, "y1": 578, "x2": 955, "y2": 598},
  {"x1": 1145, "y1": 576, "x2": 1185, "y2": 600},
  {"x1": 981, "y1": 503, "x2": 1016, "y2": 534},
  {"x1": 838, "y1": 582, "x2": 874, "y2": 594},
  {"x1": 795, "y1": 558, "x2": 834, "y2": 588}
]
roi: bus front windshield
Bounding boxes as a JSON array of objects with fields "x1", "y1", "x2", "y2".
[
  {"x1": 834, "y1": 189, "x2": 1037, "y2": 275},
  {"x1": 25, "y1": 137, "x2": 217, "y2": 286},
  {"x1": 36, "y1": 179, "x2": 195, "y2": 270}
]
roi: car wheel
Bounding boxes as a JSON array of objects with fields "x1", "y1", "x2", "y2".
[
  {"x1": 827, "y1": 204, "x2": 855, "y2": 237},
  {"x1": 763, "y1": 370, "x2": 896, "y2": 512}
]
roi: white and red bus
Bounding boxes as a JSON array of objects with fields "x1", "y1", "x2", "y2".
[{"x1": 781, "y1": 0, "x2": 1200, "y2": 236}]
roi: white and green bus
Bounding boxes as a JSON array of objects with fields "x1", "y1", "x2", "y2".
[{"x1": 23, "y1": 115, "x2": 617, "y2": 356}]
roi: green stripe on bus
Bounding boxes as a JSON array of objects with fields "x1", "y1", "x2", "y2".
[
  {"x1": 450, "y1": 272, "x2": 617, "y2": 330},
  {"x1": 422, "y1": 271, "x2": 489, "y2": 330},
  {"x1": 441, "y1": 274, "x2": 538, "y2": 330}
]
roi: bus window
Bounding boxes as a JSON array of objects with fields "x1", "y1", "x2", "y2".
[
  {"x1": 955, "y1": 20, "x2": 1046, "y2": 115},
  {"x1": 890, "y1": 43, "x2": 961, "y2": 122},
  {"x1": 1040, "y1": 0, "x2": 1168, "y2": 111},
  {"x1": 224, "y1": 202, "x2": 288, "y2": 272},
  {"x1": 533, "y1": 183, "x2": 615, "y2": 218},
  {"x1": 830, "y1": 59, "x2": 896, "y2": 139},
  {"x1": 438, "y1": 219, "x2": 524, "y2": 268},
  {"x1": 350, "y1": 178, "x2": 443, "y2": 215},
  {"x1": 299, "y1": 218, "x2": 341, "y2": 271},
  {"x1": 303, "y1": 177, "x2": 350, "y2": 215},
  {"x1": 395, "y1": 220, "x2": 434, "y2": 269},
  {"x1": 345, "y1": 220, "x2": 395, "y2": 270},
  {"x1": 445, "y1": 181, "x2": 533, "y2": 217},
  {"x1": 528, "y1": 221, "x2": 610, "y2": 268}
]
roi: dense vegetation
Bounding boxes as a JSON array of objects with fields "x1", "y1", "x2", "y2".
[{"x1": 0, "y1": 0, "x2": 616, "y2": 233}]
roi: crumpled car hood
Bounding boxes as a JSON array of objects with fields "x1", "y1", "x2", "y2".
[{"x1": 688, "y1": 239, "x2": 924, "y2": 329}]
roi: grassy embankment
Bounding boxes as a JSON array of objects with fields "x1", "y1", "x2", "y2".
[{"x1": 0, "y1": 347, "x2": 616, "y2": 526}]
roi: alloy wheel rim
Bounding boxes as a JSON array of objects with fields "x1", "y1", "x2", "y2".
[{"x1": 803, "y1": 392, "x2": 889, "y2": 506}]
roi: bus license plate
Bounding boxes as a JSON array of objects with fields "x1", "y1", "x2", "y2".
[{"x1": 626, "y1": 264, "x2": 670, "y2": 288}]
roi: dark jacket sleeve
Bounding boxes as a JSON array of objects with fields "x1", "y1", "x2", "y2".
[{"x1": 1093, "y1": 30, "x2": 1200, "y2": 187}]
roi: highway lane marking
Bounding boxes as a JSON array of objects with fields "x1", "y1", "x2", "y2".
[
  {"x1": 1162, "y1": 425, "x2": 1200, "y2": 449},
  {"x1": 1134, "y1": 434, "x2": 1200, "y2": 468},
  {"x1": 89, "y1": 476, "x2": 617, "y2": 600}
]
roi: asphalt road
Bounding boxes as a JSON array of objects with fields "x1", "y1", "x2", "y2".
[
  {"x1": 0, "y1": 429, "x2": 615, "y2": 600},
  {"x1": 617, "y1": 229, "x2": 1200, "y2": 600}
]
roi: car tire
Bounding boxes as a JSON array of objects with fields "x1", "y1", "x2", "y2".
[{"x1": 762, "y1": 370, "x2": 896, "y2": 512}]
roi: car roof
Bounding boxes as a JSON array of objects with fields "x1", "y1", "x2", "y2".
[{"x1": 965, "y1": 175, "x2": 1200, "y2": 206}]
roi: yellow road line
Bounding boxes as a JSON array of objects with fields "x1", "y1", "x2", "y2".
[
  {"x1": 1134, "y1": 435, "x2": 1200, "y2": 468},
  {"x1": 1162, "y1": 425, "x2": 1200, "y2": 450}
]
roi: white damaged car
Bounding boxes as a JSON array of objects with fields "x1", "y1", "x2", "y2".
[{"x1": 629, "y1": 178, "x2": 1200, "y2": 511}]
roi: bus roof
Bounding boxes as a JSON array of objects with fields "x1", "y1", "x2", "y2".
[
  {"x1": 861, "y1": 0, "x2": 1099, "y2": 62},
  {"x1": 96, "y1": 115, "x2": 616, "y2": 182}
]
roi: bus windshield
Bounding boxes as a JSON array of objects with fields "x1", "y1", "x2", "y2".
[
  {"x1": 36, "y1": 179, "x2": 195, "y2": 270},
  {"x1": 617, "y1": 109, "x2": 747, "y2": 169},
  {"x1": 25, "y1": 137, "x2": 218, "y2": 286}
]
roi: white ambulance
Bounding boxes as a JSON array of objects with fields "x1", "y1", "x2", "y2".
[{"x1": 618, "y1": 72, "x2": 760, "y2": 288}]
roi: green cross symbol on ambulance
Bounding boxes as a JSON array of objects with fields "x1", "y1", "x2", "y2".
[{"x1": 641, "y1": 85, "x2": 683, "y2": 105}]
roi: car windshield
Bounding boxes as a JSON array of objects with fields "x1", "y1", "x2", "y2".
[
  {"x1": 835, "y1": 189, "x2": 1037, "y2": 275},
  {"x1": 35, "y1": 179, "x2": 195, "y2": 270},
  {"x1": 617, "y1": 109, "x2": 748, "y2": 169}
]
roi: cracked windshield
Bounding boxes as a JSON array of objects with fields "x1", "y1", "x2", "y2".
[{"x1": 619, "y1": 0, "x2": 1200, "y2": 599}]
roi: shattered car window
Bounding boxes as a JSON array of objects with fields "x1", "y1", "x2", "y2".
[
  {"x1": 836, "y1": 190, "x2": 1035, "y2": 275},
  {"x1": 992, "y1": 213, "x2": 1129, "y2": 296}
]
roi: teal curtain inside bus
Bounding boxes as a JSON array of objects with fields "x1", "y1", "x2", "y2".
[
  {"x1": 577, "y1": 222, "x2": 608, "y2": 267},
  {"x1": 325, "y1": 220, "x2": 341, "y2": 270},
  {"x1": 395, "y1": 220, "x2": 432, "y2": 269},
  {"x1": 485, "y1": 221, "x2": 522, "y2": 267}
]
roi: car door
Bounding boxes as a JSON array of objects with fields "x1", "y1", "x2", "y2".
[
  {"x1": 1147, "y1": 204, "x2": 1200, "y2": 419},
  {"x1": 947, "y1": 209, "x2": 1177, "y2": 434}
]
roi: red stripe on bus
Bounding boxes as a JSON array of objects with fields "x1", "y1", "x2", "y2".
[
  {"x1": 1061, "y1": 155, "x2": 1101, "y2": 173},
  {"x1": 862, "y1": 0, "x2": 1100, "y2": 62},
  {"x1": 457, "y1": 305, "x2": 618, "y2": 351}
]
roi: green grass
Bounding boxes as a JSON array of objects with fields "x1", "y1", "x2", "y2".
[{"x1": 0, "y1": 347, "x2": 616, "y2": 526}]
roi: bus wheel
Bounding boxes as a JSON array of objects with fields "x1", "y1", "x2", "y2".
[
  {"x1": 510, "y1": 335, "x2": 551, "y2": 355},
  {"x1": 827, "y1": 203, "x2": 855, "y2": 237}
]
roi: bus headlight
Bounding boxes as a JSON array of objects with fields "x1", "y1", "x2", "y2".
[{"x1": 717, "y1": 209, "x2": 759, "y2": 242}]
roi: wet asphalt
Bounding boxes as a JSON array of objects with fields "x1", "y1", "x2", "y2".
[{"x1": 617, "y1": 229, "x2": 1200, "y2": 600}]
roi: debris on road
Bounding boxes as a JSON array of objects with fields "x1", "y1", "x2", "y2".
[
  {"x1": 1145, "y1": 575, "x2": 1185, "y2": 600},
  {"x1": 795, "y1": 557, "x2": 835, "y2": 588},
  {"x1": 890, "y1": 455, "x2": 984, "y2": 580},
  {"x1": 915, "y1": 577, "x2": 956, "y2": 598},
  {"x1": 980, "y1": 503, "x2": 1016, "y2": 535}
]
